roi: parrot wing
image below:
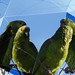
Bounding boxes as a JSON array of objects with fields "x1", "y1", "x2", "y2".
[
  {"x1": 32, "y1": 39, "x2": 50, "y2": 74},
  {"x1": 0, "y1": 20, "x2": 26, "y2": 66},
  {"x1": 32, "y1": 26, "x2": 73, "y2": 75},
  {"x1": 12, "y1": 26, "x2": 38, "y2": 73},
  {"x1": 0, "y1": 31, "x2": 11, "y2": 65},
  {"x1": 29, "y1": 42, "x2": 38, "y2": 58},
  {"x1": 66, "y1": 35, "x2": 75, "y2": 67},
  {"x1": 65, "y1": 21, "x2": 75, "y2": 68}
]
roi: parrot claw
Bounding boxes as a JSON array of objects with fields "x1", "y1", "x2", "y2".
[
  {"x1": 60, "y1": 67, "x2": 75, "y2": 74},
  {"x1": 0, "y1": 65, "x2": 11, "y2": 72},
  {"x1": 9, "y1": 64, "x2": 17, "y2": 68},
  {"x1": 70, "y1": 67, "x2": 75, "y2": 73}
]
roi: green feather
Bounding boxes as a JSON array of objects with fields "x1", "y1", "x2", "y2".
[
  {"x1": 12, "y1": 26, "x2": 38, "y2": 73},
  {"x1": 32, "y1": 26, "x2": 73, "y2": 75},
  {"x1": 0, "y1": 20, "x2": 26, "y2": 66}
]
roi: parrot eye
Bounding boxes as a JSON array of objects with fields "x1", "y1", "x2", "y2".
[
  {"x1": 19, "y1": 22, "x2": 22, "y2": 24},
  {"x1": 23, "y1": 22, "x2": 26, "y2": 25}
]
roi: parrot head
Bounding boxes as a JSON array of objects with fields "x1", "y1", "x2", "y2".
[
  {"x1": 6, "y1": 20, "x2": 26, "y2": 35},
  {"x1": 60, "y1": 18, "x2": 74, "y2": 26},
  {"x1": 17, "y1": 25, "x2": 30, "y2": 39},
  {"x1": 60, "y1": 18, "x2": 75, "y2": 35}
]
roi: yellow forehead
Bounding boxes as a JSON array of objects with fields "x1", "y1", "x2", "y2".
[{"x1": 19, "y1": 26, "x2": 27, "y2": 31}]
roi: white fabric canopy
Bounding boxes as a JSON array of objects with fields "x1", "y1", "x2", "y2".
[{"x1": 0, "y1": 0, "x2": 75, "y2": 26}]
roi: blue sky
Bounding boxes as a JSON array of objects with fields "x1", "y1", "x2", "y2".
[{"x1": 0, "y1": 0, "x2": 75, "y2": 75}]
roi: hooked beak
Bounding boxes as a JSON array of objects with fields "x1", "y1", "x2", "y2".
[
  {"x1": 24, "y1": 27, "x2": 30, "y2": 38},
  {"x1": 25, "y1": 32, "x2": 29, "y2": 37}
]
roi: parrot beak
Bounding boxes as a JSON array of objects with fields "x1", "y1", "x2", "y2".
[
  {"x1": 25, "y1": 32, "x2": 29, "y2": 37},
  {"x1": 24, "y1": 27, "x2": 30, "y2": 38}
]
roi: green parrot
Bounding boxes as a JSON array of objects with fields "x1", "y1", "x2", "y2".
[
  {"x1": 65, "y1": 19, "x2": 75, "y2": 73},
  {"x1": 12, "y1": 26, "x2": 38, "y2": 73},
  {"x1": 0, "y1": 20, "x2": 26, "y2": 67},
  {"x1": 32, "y1": 19, "x2": 73, "y2": 75}
]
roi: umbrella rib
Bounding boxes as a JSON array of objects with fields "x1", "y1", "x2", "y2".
[
  {"x1": 4, "y1": 18, "x2": 9, "y2": 23},
  {"x1": 3, "y1": 0, "x2": 12, "y2": 17},
  {"x1": 66, "y1": 0, "x2": 72, "y2": 12}
]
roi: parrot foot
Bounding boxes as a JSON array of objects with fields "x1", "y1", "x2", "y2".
[
  {"x1": 0, "y1": 64, "x2": 17, "y2": 72},
  {"x1": 64, "y1": 67, "x2": 70, "y2": 73},
  {"x1": 9, "y1": 64, "x2": 17, "y2": 68},
  {"x1": 59, "y1": 67, "x2": 70, "y2": 75},
  {"x1": 64, "y1": 67, "x2": 75, "y2": 74},
  {"x1": 70, "y1": 67, "x2": 75, "y2": 73},
  {"x1": 60, "y1": 67, "x2": 75, "y2": 74},
  {"x1": 0, "y1": 65, "x2": 11, "y2": 72}
]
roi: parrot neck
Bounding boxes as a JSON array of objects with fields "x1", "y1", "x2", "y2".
[{"x1": 25, "y1": 38, "x2": 30, "y2": 42}]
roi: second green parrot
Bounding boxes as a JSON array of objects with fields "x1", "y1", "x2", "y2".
[
  {"x1": 12, "y1": 26, "x2": 38, "y2": 73},
  {"x1": 32, "y1": 19, "x2": 73, "y2": 75},
  {"x1": 65, "y1": 19, "x2": 75, "y2": 73}
]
